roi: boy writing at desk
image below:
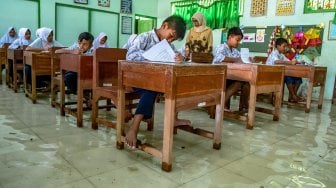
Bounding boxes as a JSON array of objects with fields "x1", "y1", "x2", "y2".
[
  {"x1": 266, "y1": 38, "x2": 302, "y2": 103},
  {"x1": 212, "y1": 27, "x2": 250, "y2": 111},
  {"x1": 125, "y1": 15, "x2": 189, "y2": 148},
  {"x1": 55, "y1": 32, "x2": 94, "y2": 105}
]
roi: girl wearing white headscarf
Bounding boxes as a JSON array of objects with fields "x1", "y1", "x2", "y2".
[
  {"x1": 0, "y1": 27, "x2": 18, "y2": 47},
  {"x1": 9, "y1": 28, "x2": 32, "y2": 49},
  {"x1": 93, "y1": 32, "x2": 109, "y2": 49},
  {"x1": 26, "y1": 27, "x2": 63, "y2": 51},
  {"x1": 185, "y1": 12, "x2": 213, "y2": 58},
  {"x1": 25, "y1": 27, "x2": 63, "y2": 90},
  {"x1": 35, "y1": 27, "x2": 48, "y2": 38}
]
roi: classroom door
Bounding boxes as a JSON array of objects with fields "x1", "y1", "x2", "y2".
[
  {"x1": 90, "y1": 11, "x2": 119, "y2": 48},
  {"x1": 135, "y1": 15, "x2": 156, "y2": 34}
]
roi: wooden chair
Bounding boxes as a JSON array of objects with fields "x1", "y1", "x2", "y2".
[
  {"x1": 0, "y1": 43, "x2": 10, "y2": 84},
  {"x1": 7, "y1": 46, "x2": 27, "y2": 92},
  {"x1": 60, "y1": 54, "x2": 93, "y2": 127},
  {"x1": 23, "y1": 47, "x2": 63, "y2": 103},
  {"x1": 254, "y1": 56, "x2": 268, "y2": 64},
  {"x1": 253, "y1": 56, "x2": 275, "y2": 104},
  {"x1": 190, "y1": 52, "x2": 217, "y2": 118},
  {"x1": 91, "y1": 48, "x2": 153, "y2": 130},
  {"x1": 190, "y1": 52, "x2": 213, "y2": 64}
]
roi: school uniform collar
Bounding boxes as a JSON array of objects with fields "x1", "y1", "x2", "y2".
[{"x1": 152, "y1": 29, "x2": 161, "y2": 43}]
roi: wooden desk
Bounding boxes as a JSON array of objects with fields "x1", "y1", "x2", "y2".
[
  {"x1": 116, "y1": 61, "x2": 227, "y2": 172},
  {"x1": 60, "y1": 54, "x2": 93, "y2": 127},
  {"x1": 7, "y1": 48, "x2": 24, "y2": 92},
  {"x1": 23, "y1": 50, "x2": 52, "y2": 103},
  {"x1": 225, "y1": 63, "x2": 285, "y2": 129},
  {"x1": 0, "y1": 43, "x2": 10, "y2": 84},
  {"x1": 284, "y1": 65, "x2": 327, "y2": 113}
]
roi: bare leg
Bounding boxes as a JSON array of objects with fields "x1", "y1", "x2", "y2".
[
  {"x1": 225, "y1": 82, "x2": 243, "y2": 110},
  {"x1": 287, "y1": 84, "x2": 299, "y2": 102},
  {"x1": 125, "y1": 114, "x2": 143, "y2": 148},
  {"x1": 174, "y1": 113, "x2": 191, "y2": 127},
  {"x1": 241, "y1": 83, "x2": 250, "y2": 109},
  {"x1": 293, "y1": 83, "x2": 303, "y2": 100}
]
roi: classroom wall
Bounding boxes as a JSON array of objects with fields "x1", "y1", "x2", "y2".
[
  {"x1": 0, "y1": 0, "x2": 158, "y2": 47},
  {"x1": 1, "y1": 0, "x2": 334, "y2": 99},
  {"x1": 158, "y1": 0, "x2": 336, "y2": 100},
  {"x1": 241, "y1": 0, "x2": 335, "y2": 100}
]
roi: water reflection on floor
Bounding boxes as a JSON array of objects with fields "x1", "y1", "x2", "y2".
[{"x1": 0, "y1": 82, "x2": 335, "y2": 188}]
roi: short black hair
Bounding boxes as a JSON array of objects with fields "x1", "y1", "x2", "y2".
[
  {"x1": 275, "y1": 38, "x2": 288, "y2": 47},
  {"x1": 227, "y1": 27, "x2": 243, "y2": 39},
  {"x1": 163, "y1": 15, "x2": 187, "y2": 41},
  {"x1": 78, "y1": 32, "x2": 94, "y2": 43}
]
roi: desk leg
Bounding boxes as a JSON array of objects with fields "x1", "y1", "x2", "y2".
[
  {"x1": 91, "y1": 89, "x2": 98, "y2": 129},
  {"x1": 5, "y1": 60, "x2": 9, "y2": 86},
  {"x1": 213, "y1": 103, "x2": 223, "y2": 149},
  {"x1": 60, "y1": 70, "x2": 65, "y2": 116},
  {"x1": 247, "y1": 85, "x2": 256, "y2": 129},
  {"x1": 77, "y1": 79, "x2": 83, "y2": 128},
  {"x1": 162, "y1": 98, "x2": 175, "y2": 172},
  {"x1": 306, "y1": 79, "x2": 313, "y2": 113},
  {"x1": 273, "y1": 90, "x2": 281, "y2": 121},
  {"x1": 6, "y1": 61, "x2": 11, "y2": 87},
  {"x1": 116, "y1": 87, "x2": 125, "y2": 150},
  {"x1": 31, "y1": 65, "x2": 36, "y2": 104},
  {"x1": 13, "y1": 61, "x2": 18, "y2": 92},
  {"x1": 318, "y1": 78, "x2": 326, "y2": 110}
]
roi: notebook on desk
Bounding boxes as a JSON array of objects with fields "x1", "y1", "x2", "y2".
[{"x1": 143, "y1": 39, "x2": 175, "y2": 62}]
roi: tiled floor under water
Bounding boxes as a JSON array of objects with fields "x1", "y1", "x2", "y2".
[{"x1": 0, "y1": 79, "x2": 335, "y2": 188}]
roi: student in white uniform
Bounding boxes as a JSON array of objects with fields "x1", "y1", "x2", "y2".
[
  {"x1": 8, "y1": 28, "x2": 33, "y2": 81},
  {"x1": 25, "y1": 28, "x2": 63, "y2": 89},
  {"x1": 0, "y1": 26, "x2": 18, "y2": 47},
  {"x1": 9, "y1": 28, "x2": 32, "y2": 49},
  {"x1": 92, "y1": 32, "x2": 109, "y2": 49}
]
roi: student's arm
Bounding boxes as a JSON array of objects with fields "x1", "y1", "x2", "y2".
[
  {"x1": 274, "y1": 59, "x2": 298, "y2": 65},
  {"x1": 55, "y1": 48, "x2": 81, "y2": 54},
  {"x1": 8, "y1": 39, "x2": 20, "y2": 49},
  {"x1": 222, "y1": 56, "x2": 242, "y2": 63},
  {"x1": 26, "y1": 38, "x2": 44, "y2": 51},
  {"x1": 25, "y1": 46, "x2": 43, "y2": 51},
  {"x1": 126, "y1": 36, "x2": 147, "y2": 61}
]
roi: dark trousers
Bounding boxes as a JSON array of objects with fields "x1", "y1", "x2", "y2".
[
  {"x1": 133, "y1": 88, "x2": 157, "y2": 119},
  {"x1": 64, "y1": 71, "x2": 77, "y2": 94}
]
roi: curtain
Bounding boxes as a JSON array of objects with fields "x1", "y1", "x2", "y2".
[{"x1": 172, "y1": 0, "x2": 240, "y2": 30}]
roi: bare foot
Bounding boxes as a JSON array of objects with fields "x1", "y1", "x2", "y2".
[
  {"x1": 125, "y1": 128, "x2": 138, "y2": 148},
  {"x1": 224, "y1": 108, "x2": 231, "y2": 112},
  {"x1": 174, "y1": 119, "x2": 191, "y2": 127}
]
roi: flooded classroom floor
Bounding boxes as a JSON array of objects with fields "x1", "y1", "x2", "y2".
[{"x1": 0, "y1": 79, "x2": 336, "y2": 188}]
